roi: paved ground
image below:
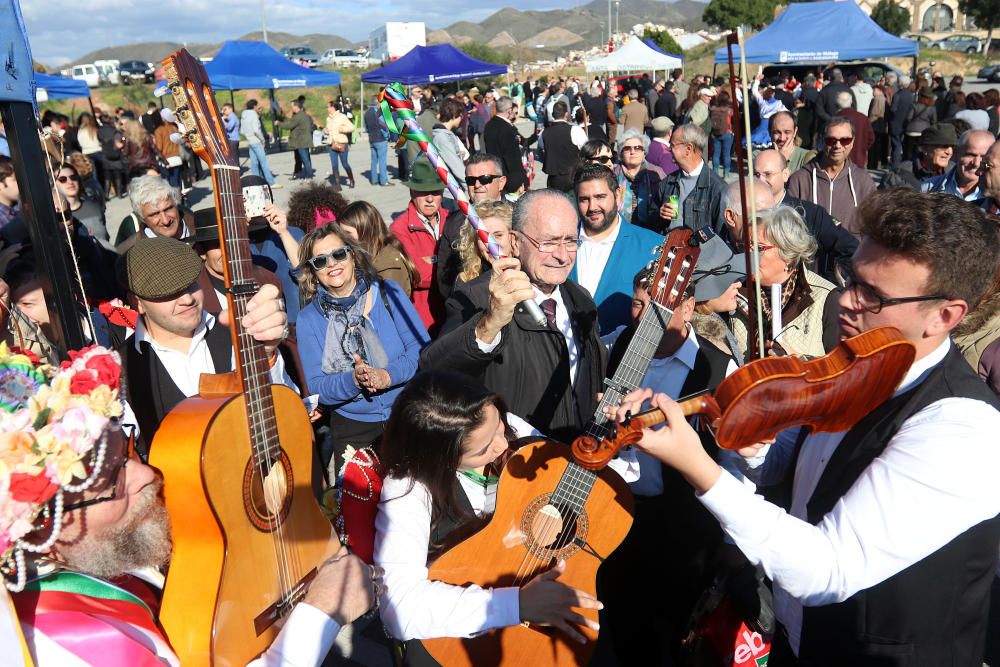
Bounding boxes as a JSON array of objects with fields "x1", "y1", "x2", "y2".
[{"x1": 103, "y1": 119, "x2": 543, "y2": 240}]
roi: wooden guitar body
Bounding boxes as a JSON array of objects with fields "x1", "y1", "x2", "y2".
[
  {"x1": 424, "y1": 438, "x2": 634, "y2": 667},
  {"x1": 150, "y1": 377, "x2": 337, "y2": 667}
]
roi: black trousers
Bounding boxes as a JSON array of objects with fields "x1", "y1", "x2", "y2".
[{"x1": 322, "y1": 410, "x2": 386, "y2": 482}]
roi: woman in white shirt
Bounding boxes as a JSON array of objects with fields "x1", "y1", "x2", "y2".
[{"x1": 374, "y1": 370, "x2": 601, "y2": 664}]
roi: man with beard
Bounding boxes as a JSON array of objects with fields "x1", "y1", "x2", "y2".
[
  {"x1": 569, "y1": 163, "x2": 662, "y2": 334},
  {"x1": 2, "y1": 347, "x2": 377, "y2": 666}
]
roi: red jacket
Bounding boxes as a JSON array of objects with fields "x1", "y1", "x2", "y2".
[{"x1": 390, "y1": 203, "x2": 447, "y2": 334}]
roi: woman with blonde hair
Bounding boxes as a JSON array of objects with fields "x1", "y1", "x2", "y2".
[
  {"x1": 120, "y1": 118, "x2": 156, "y2": 171},
  {"x1": 338, "y1": 200, "x2": 419, "y2": 296},
  {"x1": 454, "y1": 199, "x2": 513, "y2": 287}
]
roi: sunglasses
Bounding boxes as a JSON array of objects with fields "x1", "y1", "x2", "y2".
[
  {"x1": 57, "y1": 174, "x2": 81, "y2": 183},
  {"x1": 307, "y1": 246, "x2": 352, "y2": 271},
  {"x1": 824, "y1": 136, "x2": 853, "y2": 147},
  {"x1": 466, "y1": 174, "x2": 501, "y2": 186},
  {"x1": 587, "y1": 155, "x2": 613, "y2": 164}
]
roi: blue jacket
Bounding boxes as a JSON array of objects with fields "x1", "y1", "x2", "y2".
[
  {"x1": 569, "y1": 219, "x2": 662, "y2": 335},
  {"x1": 297, "y1": 280, "x2": 429, "y2": 422}
]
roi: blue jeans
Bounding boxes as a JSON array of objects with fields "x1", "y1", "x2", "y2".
[
  {"x1": 295, "y1": 147, "x2": 313, "y2": 178},
  {"x1": 370, "y1": 141, "x2": 388, "y2": 185},
  {"x1": 329, "y1": 144, "x2": 352, "y2": 178},
  {"x1": 247, "y1": 142, "x2": 275, "y2": 185},
  {"x1": 712, "y1": 131, "x2": 734, "y2": 176}
]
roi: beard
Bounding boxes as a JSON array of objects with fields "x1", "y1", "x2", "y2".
[
  {"x1": 62, "y1": 482, "x2": 173, "y2": 580},
  {"x1": 584, "y1": 206, "x2": 617, "y2": 236}
]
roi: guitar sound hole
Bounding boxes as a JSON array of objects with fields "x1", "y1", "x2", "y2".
[
  {"x1": 242, "y1": 450, "x2": 293, "y2": 532},
  {"x1": 522, "y1": 495, "x2": 588, "y2": 559}
]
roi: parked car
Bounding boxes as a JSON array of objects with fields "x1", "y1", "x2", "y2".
[
  {"x1": 69, "y1": 64, "x2": 101, "y2": 88},
  {"x1": 280, "y1": 46, "x2": 320, "y2": 67},
  {"x1": 119, "y1": 59, "x2": 155, "y2": 84},
  {"x1": 320, "y1": 49, "x2": 369, "y2": 67},
  {"x1": 928, "y1": 34, "x2": 982, "y2": 54}
]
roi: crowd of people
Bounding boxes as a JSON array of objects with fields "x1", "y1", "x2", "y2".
[{"x1": 0, "y1": 57, "x2": 999, "y2": 667}]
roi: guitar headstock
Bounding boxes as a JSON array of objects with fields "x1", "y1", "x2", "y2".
[
  {"x1": 646, "y1": 228, "x2": 700, "y2": 310},
  {"x1": 161, "y1": 48, "x2": 236, "y2": 169}
]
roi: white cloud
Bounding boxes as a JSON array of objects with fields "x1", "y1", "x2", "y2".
[{"x1": 21, "y1": 0, "x2": 586, "y2": 65}]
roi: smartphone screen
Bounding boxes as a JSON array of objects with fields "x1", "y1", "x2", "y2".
[{"x1": 242, "y1": 184, "x2": 272, "y2": 218}]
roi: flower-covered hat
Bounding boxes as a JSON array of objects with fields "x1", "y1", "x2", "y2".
[{"x1": 0, "y1": 344, "x2": 123, "y2": 591}]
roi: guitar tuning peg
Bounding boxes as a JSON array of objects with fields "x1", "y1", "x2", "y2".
[{"x1": 176, "y1": 104, "x2": 189, "y2": 113}]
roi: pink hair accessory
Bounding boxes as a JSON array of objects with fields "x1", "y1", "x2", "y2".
[{"x1": 314, "y1": 208, "x2": 337, "y2": 228}]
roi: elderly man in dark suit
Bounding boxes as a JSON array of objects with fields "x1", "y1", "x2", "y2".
[{"x1": 484, "y1": 96, "x2": 537, "y2": 195}]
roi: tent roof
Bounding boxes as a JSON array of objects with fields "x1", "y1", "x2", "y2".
[
  {"x1": 642, "y1": 38, "x2": 683, "y2": 62},
  {"x1": 585, "y1": 35, "x2": 683, "y2": 73},
  {"x1": 34, "y1": 72, "x2": 90, "y2": 99},
  {"x1": 714, "y1": 1, "x2": 918, "y2": 64},
  {"x1": 204, "y1": 40, "x2": 340, "y2": 90},
  {"x1": 361, "y1": 44, "x2": 507, "y2": 85}
]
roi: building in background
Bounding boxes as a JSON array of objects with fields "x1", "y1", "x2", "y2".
[{"x1": 369, "y1": 22, "x2": 426, "y2": 62}]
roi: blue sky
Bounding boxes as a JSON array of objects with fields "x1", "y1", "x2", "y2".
[{"x1": 22, "y1": 0, "x2": 593, "y2": 65}]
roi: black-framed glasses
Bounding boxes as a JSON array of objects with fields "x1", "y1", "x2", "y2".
[
  {"x1": 465, "y1": 174, "x2": 501, "y2": 186},
  {"x1": 307, "y1": 246, "x2": 352, "y2": 271},
  {"x1": 843, "y1": 267, "x2": 948, "y2": 314},
  {"x1": 586, "y1": 155, "x2": 613, "y2": 165},
  {"x1": 64, "y1": 430, "x2": 134, "y2": 513},
  {"x1": 56, "y1": 174, "x2": 81, "y2": 184},
  {"x1": 824, "y1": 136, "x2": 854, "y2": 147},
  {"x1": 518, "y1": 230, "x2": 581, "y2": 254}
]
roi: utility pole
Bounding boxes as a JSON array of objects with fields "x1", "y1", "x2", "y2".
[
  {"x1": 615, "y1": 1, "x2": 620, "y2": 36},
  {"x1": 260, "y1": 0, "x2": 268, "y2": 43},
  {"x1": 608, "y1": 0, "x2": 612, "y2": 47}
]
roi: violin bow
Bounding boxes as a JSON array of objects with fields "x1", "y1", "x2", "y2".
[{"x1": 726, "y1": 29, "x2": 767, "y2": 360}]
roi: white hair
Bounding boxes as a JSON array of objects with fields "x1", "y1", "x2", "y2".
[
  {"x1": 758, "y1": 205, "x2": 817, "y2": 265},
  {"x1": 129, "y1": 175, "x2": 180, "y2": 218}
]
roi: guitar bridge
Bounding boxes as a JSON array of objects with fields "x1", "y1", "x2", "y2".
[{"x1": 252, "y1": 567, "x2": 318, "y2": 636}]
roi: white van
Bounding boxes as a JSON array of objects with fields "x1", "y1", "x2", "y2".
[
  {"x1": 71, "y1": 64, "x2": 101, "y2": 88},
  {"x1": 93, "y1": 60, "x2": 121, "y2": 85}
]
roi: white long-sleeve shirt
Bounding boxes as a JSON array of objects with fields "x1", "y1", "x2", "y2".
[{"x1": 700, "y1": 338, "x2": 1000, "y2": 655}]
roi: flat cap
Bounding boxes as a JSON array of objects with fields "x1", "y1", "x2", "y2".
[
  {"x1": 920, "y1": 123, "x2": 957, "y2": 147},
  {"x1": 117, "y1": 236, "x2": 203, "y2": 300},
  {"x1": 651, "y1": 116, "x2": 675, "y2": 135}
]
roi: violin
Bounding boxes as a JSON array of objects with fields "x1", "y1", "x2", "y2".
[{"x1": 572, "y1": 326, "x2": 916, "y2": 468}]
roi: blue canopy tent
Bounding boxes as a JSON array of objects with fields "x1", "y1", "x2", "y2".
[
  {"x1": 34, "y1": 72, "x2": 90, "y2": 100},
  {"x1": 204, "y1": 40, "x2": 340, "y2": 89},
  {"x1": 361, "y1": 44, "x2": 507, "y2": 85},
  {"x1": 713, "y1": 1, "x2": 918, "y2": 64},
  {"x1": 643, "y1": 39, "x2": 683, "y2": 62}
]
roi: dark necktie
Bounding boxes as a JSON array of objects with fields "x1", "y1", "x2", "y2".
[{"x1": 540, "y1": 298, "x2": 557, "y2": 330}]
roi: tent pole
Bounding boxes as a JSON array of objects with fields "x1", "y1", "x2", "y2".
[{"x1": 230, "y1": 89, "x2": 235, "y2": 107}]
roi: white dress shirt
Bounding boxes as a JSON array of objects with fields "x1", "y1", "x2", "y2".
[
  {"x1": 375, "y1": 476, "x2": 521, "y2": 640},
  {"x1": 576, "y1": 219, "x2": 621, "y2": 299},
  {"x1": 133, "y1": 311, "x2": 295, "y2": 398},
  {"x1": 701, "y1": 339, "x2": 1000, "y2": 655}
]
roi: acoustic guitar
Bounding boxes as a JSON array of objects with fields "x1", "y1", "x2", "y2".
[
  {"x1": 423, "y1": 229, "x2": 701, "y2": 666},
  {"x1": 149, "y1": 49, "x2": 337, "y2": 666}
]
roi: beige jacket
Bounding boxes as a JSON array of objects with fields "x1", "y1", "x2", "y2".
[{"x1": 325, "y1": 110, "x2": 355, "y2": 145}]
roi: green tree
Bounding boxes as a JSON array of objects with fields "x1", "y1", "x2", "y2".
[
  {"x1": 870, "y1": 0, "x2": 911, "y2": 36},
  {"x1": 457, "y1": 42, "x2": 512, "y2": 66},
  {"x1": 642, "y1": 28, "x2": 684, "y2": 56},
  {"x1": 958, "y1": 0, "x2": 1000, "y2": 55},
  {"x1": 702, "y1": 0, "x2": 777, "y2": 30}
]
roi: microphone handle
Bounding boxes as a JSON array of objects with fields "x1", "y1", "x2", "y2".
[{"x1": 520, "y1": 297, "x2": 548, "y2": 327}]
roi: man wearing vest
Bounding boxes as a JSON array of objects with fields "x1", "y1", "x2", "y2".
[
  {"x1": 539, "y1": 100, "x2": 579, "y2": 192},
  {"x1": 615, "y1": 190, "x2": 1000, "y2": 666},
  {"x1": 117, "y1": 236, "x2": 297, "y2": 457}
]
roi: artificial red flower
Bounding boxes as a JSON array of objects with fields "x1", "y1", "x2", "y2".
[
  {"x1": 84, "y1": 355, "x2": 121, "y2": 391},
  {"x1": 9, "y1": 472, "x2": 59, "y2": 504},
  {"x1": 69, "y1": 370, "x2": 99, "y2": 395}
]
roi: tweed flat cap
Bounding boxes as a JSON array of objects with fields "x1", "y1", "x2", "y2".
[{"x1": 117, "y1": 236, "x2": 203, "y2": 300}]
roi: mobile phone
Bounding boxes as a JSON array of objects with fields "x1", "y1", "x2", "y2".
[{"x1": 243, "y1": 184, "x2": 272, "y2": 218}]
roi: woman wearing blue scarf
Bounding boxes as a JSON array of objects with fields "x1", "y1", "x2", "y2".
[{"x1": 297, "y1": 223, "x2": 430, "y2": 480}]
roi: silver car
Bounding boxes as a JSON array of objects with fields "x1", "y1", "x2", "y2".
[{"x1": 928, "y1": 34, "x2": 982, "y2": 54}]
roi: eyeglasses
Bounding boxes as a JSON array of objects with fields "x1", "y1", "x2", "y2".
[
  {"x1": 982, "y1": 159, "x2": 995, "y2": 172},
  {"x1": 622, "y1": 145, "x2": 645, "y2": 153},
  {"x1": 64, "y1": 430, "x2": 134, "y2": 513},
  {"x1": 586, "y1": 155, "x2": 613, "y2": 165},
  {"x1": 518, "y1": 230, "x2": 581, "y2": 254},
  {"x1": 307, "y1": 246, "x2": 353, "y2": 270},
  {"x1": 669, "y1": 142, "x2": 691, "y2": 151},
  {"x1": 824, "y1": 136, "x2": 854, "y2": 147},
  {"x1": 56, "y1": 174, "x2": 80, "y2": 183},
  {"x1": 465, "y1": 174, "x2": 501, "y2": 186},
  {"x1": 751, "y1": 242, "x2": 776, "y2": 252},
  {"x1": 843, "y1": 266, "x2": 948, "y2": 314}
]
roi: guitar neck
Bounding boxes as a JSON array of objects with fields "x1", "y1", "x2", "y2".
[
  {"x1": 210, "y1": 164, "x2": 279, "y2": 461},
  {"x1": 583, "y1": 302, "x2": 673, "y2": 440}
]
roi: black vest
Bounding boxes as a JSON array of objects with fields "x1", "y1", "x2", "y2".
[
  {"x1": 541, "y1": 122, "x2": 579, "y2": 178},
  {"x1": 795, "y1": 346, "x2": 1000, "y2": 666},
  {"x1": 121, "y1": 322, "x2": 233, "y2": 459}
]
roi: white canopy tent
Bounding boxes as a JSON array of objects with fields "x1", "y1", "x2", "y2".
[{"x1": 584, "y1": 35, "x2": 683, "y2": 74}]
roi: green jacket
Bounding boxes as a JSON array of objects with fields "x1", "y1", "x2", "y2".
[{"x1": 286, "y1": 110, "x2": 315, "y2": 150}]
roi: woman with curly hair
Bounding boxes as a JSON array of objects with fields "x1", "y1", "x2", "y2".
[
  {"x1": 296, "y1": 223, "x2": 429, "y2": 479},
  {"x1": 284, "y1": 181, "x2": 350, "y2": 232},
  {"x1": 453, "y1": 199, "x2": 513, "y2": 287},
  {"x1": 338, "y1": 200, "x2": 418, "y2": 296}
]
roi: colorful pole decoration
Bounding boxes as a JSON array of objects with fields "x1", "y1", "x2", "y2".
[{"x1": 378, "y1": 82, "x2": 546, "y2": 327}]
